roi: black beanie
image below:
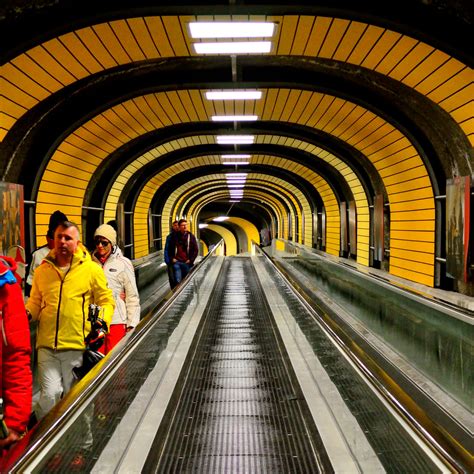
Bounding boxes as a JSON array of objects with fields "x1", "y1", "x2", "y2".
[{"x1": 47, "y1": 210, "x2": 68, "y2": 238}]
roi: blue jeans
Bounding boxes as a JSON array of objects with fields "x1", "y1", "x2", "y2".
[{"x1": 173, "y1": 261, "x2": 192, "y2": 283}]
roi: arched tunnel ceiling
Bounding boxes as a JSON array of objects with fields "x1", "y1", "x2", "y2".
[{"x1": 0, "y1": 1, "x2": 472, "y2": 289}]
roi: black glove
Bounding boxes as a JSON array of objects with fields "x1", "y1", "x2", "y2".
[
  {"x1": 91, "y1": 316, "x2": 108, "y2": 333},
  {"x1": 85, "y1": 328, "x2": 106, "y2": 351},
  {"x1": 84, "y1": 317, "x2": 108, "y2": 351}
]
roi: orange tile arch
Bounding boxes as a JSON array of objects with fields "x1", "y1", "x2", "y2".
[
  {"x1": 178, "y1": 175, "x2": 308, "y2": 243},
  {"x1": 163, "y1": 179, "x2": 296, "y2": 245},
  {"x1": 187, "y1": 188, "x2": 285, "y2": 242},
  {"x1": 185, "y1": 177, "x2": 310, "y2": 246},
  {"x1": 1, "y1": 15, "x2": 471, "y2": 145},
  {"x1": 32, "y1": 88, "x2": 434, "y2": 284},
  {"x1": 161, "y1": 175, "x2": 308, "y2": 250},
  {"x1": 104, "y1": 133, "x2": 370, "y2": 264},
  {"x1": 205, "y1": 225, "x2": 238, "y2": 256},
  {"x1": 161, "y1": 184, "x2": 288, "y2": 248},
  {"x1": 140, "y1": 169, "x2": 336, "y2": 259}
]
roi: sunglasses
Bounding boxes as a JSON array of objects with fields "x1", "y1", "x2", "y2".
[{"x1": 95, "y1": 239, "x2": 110, "y2": 247}]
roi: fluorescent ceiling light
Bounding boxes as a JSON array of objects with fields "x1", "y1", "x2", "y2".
[
  {"x1": 212, "y1": 115, "x2": 258, "y2": 122},
  {"x1": 194, "y1": 42, "x2": 271, "y2": 55},
  {"x1": 223, "y1": 162, "x2": 250, "y2": 165},
  {"x1": 217, "y1": 135, "x2": 254, "y2": 144},
  {"x1": 226, "y1": 173, "x2": 248, "y2": 177},
  {"x1": 228, "y1": 200, "x2": 241, "y2": 202},
  {"x1": 189, "y1": 22, "x2": 275, "y2": 39},
  {"x1": 226, "y1": 180, "x2": 246, "y2": 185},
  {"x1": 227, "y1": 185, "x2": 245, "y2": 188},
  {"x1": 198, "y1": 223, "x2": 208, "y2": 229},
  {"x1": 221, "y1": 154, "x2": 251, "y2": 159},
  {"x1": 213, "y1": 216, "x2": 230, "y2": 222},
  {"x1": 207, "y1": 91, "x2": 262, "y2": 100}
]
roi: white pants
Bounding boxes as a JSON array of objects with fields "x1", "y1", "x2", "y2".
[{"x1": 35, "y1": 348, "x2": 83, "y2": 420}]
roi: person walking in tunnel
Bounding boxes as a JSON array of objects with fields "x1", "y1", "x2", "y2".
[
  {"x1": 92, "y1": 224, "x2": 140, "y2": 354},
  {"x1": 26, "y1": 221, "x2": 114, "y2": 421},
  {"x1": 25, "y1": 210, "x2": 68, "y2": 297},
  {"x1": 0, "y1": 256, "x2": 32, "y2": 453},
  {"x1": 164, "y1": 220, "x2": 179, "y2": 289},
  {"x1": 166, "y1": 219, "x2": 198, "y2": 285}
]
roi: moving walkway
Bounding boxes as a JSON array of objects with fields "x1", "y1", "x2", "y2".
[{"x1": 3, "y1": 243, "x2": 471, "y2": 472}]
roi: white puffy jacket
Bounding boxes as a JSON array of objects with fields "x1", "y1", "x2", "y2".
[{"x1": 93, "y1": 247, "x2": 140, "y2": 328}]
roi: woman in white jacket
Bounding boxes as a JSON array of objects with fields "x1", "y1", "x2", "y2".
[{"x1": 92, "y1": 224, "x2": 140, "y2": 354}]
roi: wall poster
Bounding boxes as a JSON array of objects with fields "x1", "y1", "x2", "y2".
[
  {"x1": 446, "y1": 176, "x2": 471, "y2": 282},
  {"x1": 0, "y1": 181, "x2": 25, "y2": 278}
]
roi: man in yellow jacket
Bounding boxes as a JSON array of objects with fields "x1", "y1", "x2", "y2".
[{"x1": 26, "y1": 221, "x2": 115, "y2": 420}]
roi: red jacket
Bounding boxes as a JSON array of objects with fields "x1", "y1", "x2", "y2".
[
  {"x1": 166, "y1": 231, "x2": 199, "y2": 264},
  {"x1": 0, "y1": 257, "x2": 32, "y2": 434}
]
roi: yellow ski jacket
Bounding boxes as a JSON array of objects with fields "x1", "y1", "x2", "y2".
[{"x1": 26, "y1": 243, "x2": 115, "y2": 351}]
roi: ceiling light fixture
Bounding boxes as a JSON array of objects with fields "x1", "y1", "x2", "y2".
[
  {"x1": 212, "y1": 115, "x2": 258, "y2": 122},
  {"x1": 198, "y1": 223, "x2": 208, "y2": 229},
  {"x1": 217, "y1": 135, "x2": 254, "y2": 144},
  {"x1": 223, "y1": 162, "x2": 250, "y2": 165},
  {"x1": 207, "y1": 91, "x2": 262, "y2": 100},
  {"x1": 189, "y1": 22, "x2": 275, "y2": 39},
  {"x1": 221, "y1": 154, "x2": 251, "y2": 159},
  {"x1": 226, "y1": 173, "x2": 248, "y2": 178},
  {"x1": 213, "y1": 216, "x2": 230, "y2": 222},
  {"x1": 194, "y1": 42, "x2": 271, "y2": 55}
]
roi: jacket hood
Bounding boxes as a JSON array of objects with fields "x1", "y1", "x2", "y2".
[
  {"x1": 0, "y1": 255, "x2": 17, "y2": 276},
  {"x1": 0, "y1": 255, "x2": 19, "y2": 287}
]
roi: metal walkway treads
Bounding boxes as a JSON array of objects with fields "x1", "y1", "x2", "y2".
[{"x1": 145, "y1": 258, "x2": 330, "y2": 473}]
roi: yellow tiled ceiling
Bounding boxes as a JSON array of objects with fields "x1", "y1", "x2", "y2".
[
  {"x1": 33, "y1": 85, "x2": 430, "y2": 273},
  {"x1": 0, "y1": 15, "x2": 471, "y2": 145}
]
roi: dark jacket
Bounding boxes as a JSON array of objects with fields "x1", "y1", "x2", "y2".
[
  {"x1": 166, "y1": 232, "x2": 199, "y2": 265},
  {"x1": 164, "y1": 231, "x2": 178, "y2": 265}
]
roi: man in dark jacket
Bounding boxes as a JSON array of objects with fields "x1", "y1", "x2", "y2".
[
  {"x1": 164, "y1": 220, "x2": 179, "y2": 289},
  {"x1": 166, "y1": 219, "x2": 198, "y2": 284},
  {"x1": 0, "y1": 256, "x2": 32, "y2": 450}
]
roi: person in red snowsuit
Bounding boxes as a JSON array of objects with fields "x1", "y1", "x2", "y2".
[{"x1": 0, "y1": 256, "x2": 32, "y2": 451}]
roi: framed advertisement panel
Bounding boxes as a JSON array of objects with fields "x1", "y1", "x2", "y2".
[
  {"x1": 373, "y1": 195, "x2": 384, "y2": 262},
  {"x1": 0, "y1": 181, "x2": 25, "y2": 277},
  {"x1": 349, "y1": 200, "x2": 357, "y2": 258},
  {"x1": 446, "y1": 176, "x2": 471, "y2": 282},
  {"x1": 340, "y1": 202, "x2": 348, "y2": 254}
]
